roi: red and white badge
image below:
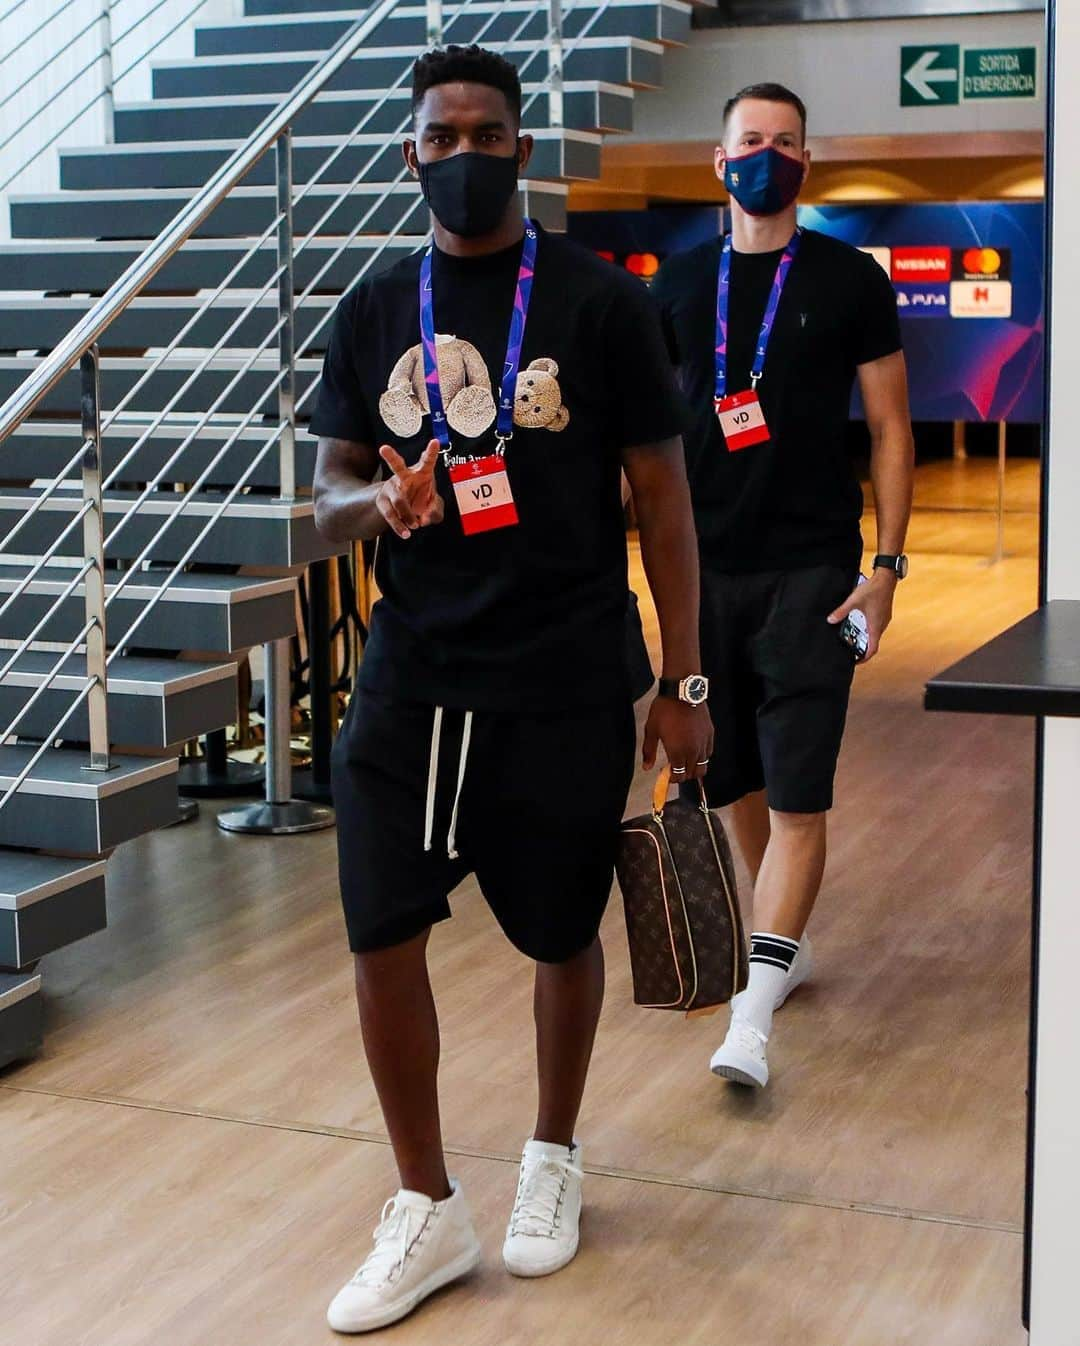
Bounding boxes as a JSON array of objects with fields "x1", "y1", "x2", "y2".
[
  {"x1": 715, "y1": 389, "x2": 770, "y2": 453},
  {"x1": 449, "y1": 455, "x2": 519, "y2": 536}
]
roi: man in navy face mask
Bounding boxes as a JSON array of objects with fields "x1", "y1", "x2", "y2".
[{"x1": 653, "y1": 84, "x2": 915, "y2": 1092}]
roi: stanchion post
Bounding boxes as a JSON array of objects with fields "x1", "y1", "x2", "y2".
[
  {"x1": 216, "y1": 639, "x2": 335, "y2": 835},
  {"x1": 265, "y1": 636, "x2": 292, "y2": 806},
  {"x1": 988, "y1": 419, "x2": 1008, "y2": 567}
]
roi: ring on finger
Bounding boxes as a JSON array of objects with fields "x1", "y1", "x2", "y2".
[
  {"x1": 697, "y1": 760, "x2": 710, "y2": 766},
  {"x1": 671, "y1": 766, "x2": 687, "y2": 775}
]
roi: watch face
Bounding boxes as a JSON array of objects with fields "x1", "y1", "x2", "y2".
[
  {"x1": 897, "y1": 555, "x2": 910, "y2": 580},
  {"x1": 685, "y1": 676, "x2": 709, "y2": 705}
]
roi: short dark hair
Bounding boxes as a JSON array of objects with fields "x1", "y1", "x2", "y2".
[
  {"x1": 723, "y1": 82, "x2": 807, "y2": 142},
  {"x1": 411, "y1": 45, "x2": 522, "y2": 125}
]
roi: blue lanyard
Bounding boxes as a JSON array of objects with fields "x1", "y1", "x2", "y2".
[
  {"x1": 715, "y1": 228, "x2": 802, "y2": 404},
  {"x1": 419, "y1": 220, "x2": 538, "y2": 454}
]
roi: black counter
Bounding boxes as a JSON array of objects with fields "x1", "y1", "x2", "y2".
[{"x1": 925, "y1": 600, "x2": 1080, "y2": 719}]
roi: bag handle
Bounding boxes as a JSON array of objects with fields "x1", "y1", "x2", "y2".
[
  {"x1": 652, "y1": 765, "x2": 709, "y2": 817},
  {"x1": 652, "y1": 765, "x2": 673, "y2": 816}
]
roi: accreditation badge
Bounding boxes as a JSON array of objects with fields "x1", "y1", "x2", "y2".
[
  {"x1": 714, "y1": 389, "x2": 770, "y2": 453},
  {"x1": 449, "y1": 455, "x2": 519, "y2": 536}
]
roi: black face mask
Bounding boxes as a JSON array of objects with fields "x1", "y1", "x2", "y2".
[{"x1": 418, "y1": 150, "x2": 520, "y2": 239}]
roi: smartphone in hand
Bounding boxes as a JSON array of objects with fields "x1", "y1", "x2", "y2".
[{"x1": 839, "y1": 573, "x2": 870, "y2": 661}]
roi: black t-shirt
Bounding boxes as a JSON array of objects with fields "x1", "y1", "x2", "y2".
[
  {"x1": 652, "y1": 228, "x2": 902, "y2": 573},
  {"x1": 310, "y1": 225, "x2": 683, "y2": 712}
]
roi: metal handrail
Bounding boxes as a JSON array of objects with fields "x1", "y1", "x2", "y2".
[
  {"x1": 0, "y1": 0, "x2": 602, "y2": 799},
  {"x1": 0, "y1": 0, "x2": 401, "y2": 442},
  {"x1": 0, "y1": 0, "x2": 401, "y2": 781}
]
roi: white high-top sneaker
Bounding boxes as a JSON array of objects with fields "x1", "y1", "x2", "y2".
[
  {"x1": 710, "y1": 1015, "x2": 770, "y2": 1088},
  {"x1": 503, "y1": 1140, "x2": 584, "y2": 1279},
  {"x1": 327, "y1": 1180, "x2": 481, "y2": 1334}
]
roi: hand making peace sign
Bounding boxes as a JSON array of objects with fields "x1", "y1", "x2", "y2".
[{"x1": 377, "y1": 440, "x2": 446, "y2": 540}]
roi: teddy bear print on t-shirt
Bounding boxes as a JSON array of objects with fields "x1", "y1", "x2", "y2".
[{"x1": 378, "y1": 334, "x2": 569, "y2": 440}]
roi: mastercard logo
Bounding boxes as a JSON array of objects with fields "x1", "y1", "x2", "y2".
[
  {"x1": 963, "y1": 247, "x2": 1003, "y2": 275},
  {"x1": 625, "y1": 253, "x2": 660, "y2": 279}
]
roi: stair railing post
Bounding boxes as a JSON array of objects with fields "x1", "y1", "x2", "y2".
[
  {"x1": 216, "y1": 127, "x2": 333, "y2": 838},
  {"x1": 426, "y1": 0, "x2": 443, "y2": 48},
  {"x1": 100, "y1": 0, "x2": 115, "y2": 144},
  {"x1": 276, "y1": 128, "x2": 296, "y2": 504},
  {"x1": 547, "y1": 0, "x2": 564, "y2": 130},
  {"x1": 80, "y1": 348, "x2": 110, "y2": 772}
]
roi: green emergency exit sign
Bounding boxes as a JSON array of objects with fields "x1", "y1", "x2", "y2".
[
  {"x1": 963, "y1": 47, "x2": 1038, "y2": 100},
  {"x1": 901, "y1": 44, "x2": 1038, "y2": 106},
  {"x1": 901, "y1": 45, "x2": 960, "y2": 105}
]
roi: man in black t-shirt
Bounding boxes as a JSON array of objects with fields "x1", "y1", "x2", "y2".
[
  {"x1": 310, "y1": 46, "x2": 712, "y2": 1333},
  {"x1": 652, "y1": 83, "x2": 914, "y2": 1093}
]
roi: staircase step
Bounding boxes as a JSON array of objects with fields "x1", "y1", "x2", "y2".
[
  {"x1": 0, "y1": 353, "x2": 323, "y2": 417},
  {"x1": 0, "y1": 654, "x2": 238, "y2": 750},
  {"x1": 11, "y1": 184, "x2": 427, "y2": 242},
  {"x1": 0, "y1": 970, "x2": 42, "y2": 1066},
  {"x1": 245, "y1": 0, "x2": 386, "y2": 9},
  {"x1": 0, "y1": 235, "x2": 422, "y2": 294},
  {"x1": 0, "y1": 488, "x2": 338, "y2": 567},
  {"x1": 0, "y1": 416, "x2": 316, "y2": 488},
  {"x1": 0, "y1": 566, "x2": 297, "y2": 654},
  {"x1": 0, "y1": 854, "x2": 106, "y2": 970},
  {"x1": 9, "y1": 179, "x2": 565, "y2": 246},
  {"x1": 198, "y1": 2, "x2": 691, "y2": 56},
  {"x1": 114, "y1": 83, "x2": 634, "y2": 143},
  {"x1": 0, "y1": 296, "x2": 337, "y2": 360},
  {"x1": 151, "y1": 38, "x2": 664, "y2": 101},
  {"x1": 0, "y1": 747, "x2": 179, "y2": 852},
  {"x1": 58, "y1": 131, "x2": 597, "y2": 192}
]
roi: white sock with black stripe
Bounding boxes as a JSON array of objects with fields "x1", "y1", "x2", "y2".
[{"x1": 730, "y1": 932, "x2": 800, "y2": 1040}]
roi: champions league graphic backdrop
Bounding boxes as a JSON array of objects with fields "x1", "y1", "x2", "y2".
[
  {"x1": 570, "y1": 201, "x2": 1045, "y2": 425},
  {"x1": 801, "y1": 202, "x2": 1044, "y2": 425}
]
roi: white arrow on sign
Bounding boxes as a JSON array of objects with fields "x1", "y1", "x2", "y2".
[{"x1": 904, "y1": 50, "x2": 959, "y2": 101}]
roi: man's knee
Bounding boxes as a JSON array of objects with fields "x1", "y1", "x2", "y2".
[{"x1": 768, "y1": 808, "x2": 827, "y2": 835}]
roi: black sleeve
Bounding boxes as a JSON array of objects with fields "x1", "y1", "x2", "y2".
[
  {"x1": 852, "y1": 253, "x2": 903, "y2": 366},
  {"x1": 600, "y1": 274, "x2": 688, "y2": 452},
  {"x1": 308, "y1": 288, "x2": 377, "y2": 443},
  {"x1": 649, "y1": 258, "x2": 682, "y2": 366}
]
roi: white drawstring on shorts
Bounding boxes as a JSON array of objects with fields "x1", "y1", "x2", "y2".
[{"x1": 423, "y1": 707, "x2": 474, "y2": 860}]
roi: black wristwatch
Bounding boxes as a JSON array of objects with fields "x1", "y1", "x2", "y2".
[
  {"x1": 658, "y1": 674, "x2": 709, "y2": 706},
  {"x1": 873, "y1": 553, "x2": 909, "y2": 580}
]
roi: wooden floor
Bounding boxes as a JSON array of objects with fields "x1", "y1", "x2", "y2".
[{"x1": 0, "y1": 459, "x2": 1039, "y2": 1345}]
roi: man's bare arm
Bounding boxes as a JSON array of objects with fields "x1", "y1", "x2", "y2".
[
  {"x1": 827, "y1": 350, "x2": 915, "y2": 661},
  {"x1": 314, "y1": 436, "x2": 443, "y2": 543},
  {"x1": 623, "y1": 436, "x2": 713, "y2": 779}
]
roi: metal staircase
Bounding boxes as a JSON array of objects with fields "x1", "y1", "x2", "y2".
[{"x1": 0, "y1": 0, "x2": 701, "y2": 1066}]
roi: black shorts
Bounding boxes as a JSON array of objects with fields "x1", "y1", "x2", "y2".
[
  {"x1": 331, "y1": 689, "x2": 637, "y2": 963},
  {"x1": 687, "y1": 563, "x2": 858, "y2": 815}
]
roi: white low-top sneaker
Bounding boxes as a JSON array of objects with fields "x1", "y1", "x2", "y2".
[
  {"x1": 503, "y1": 1140, "x2": 584, "y2": 1279},
  {"x1": 710, "y1": 1015, "x2": 769, "y2": 1088},
  {"x1": 327, "y1": 1180, "x2": 480, "y2": 1334},
  {"x1": 775, "y1": 936, "x2": 814, "y2": 1011}
]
